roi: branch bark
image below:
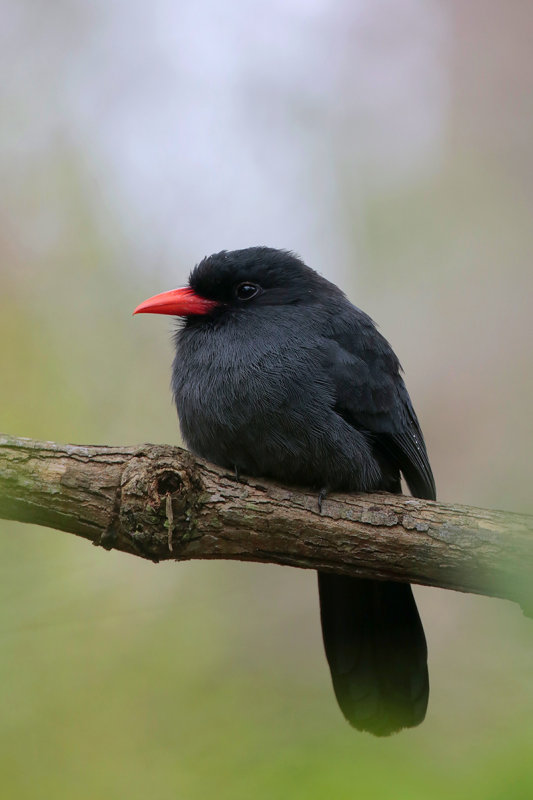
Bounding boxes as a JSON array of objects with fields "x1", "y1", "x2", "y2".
[{"x1": 1, "y1": 434, "x2": 532, "y2": 614}]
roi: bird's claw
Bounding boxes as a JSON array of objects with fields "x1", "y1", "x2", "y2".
[
  {"x1": 226, "y1": 465, "x2": 245, "y2": 483},
  {"x1": 317, "y1": 487, "x2": 328, "y2": 514}
]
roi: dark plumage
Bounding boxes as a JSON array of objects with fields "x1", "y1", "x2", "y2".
[{"x1": 135, "y1": 246, "x2": 436, "y2": 735}]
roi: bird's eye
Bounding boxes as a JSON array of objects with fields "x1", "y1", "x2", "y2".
[{"x1": 236, "y1": 282, "x2": 260, "y2": 301}]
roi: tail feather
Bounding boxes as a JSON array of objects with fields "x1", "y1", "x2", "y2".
[{"x1": 318, "y1": 573, "x2": 429, "y2": 736}]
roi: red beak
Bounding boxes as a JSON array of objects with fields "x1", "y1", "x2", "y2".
[{"x1": 133, "y1": 287, "x2": 219, "y2": 316}]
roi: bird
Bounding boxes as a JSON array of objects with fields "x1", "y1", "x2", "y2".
[{"x1": 134, "y1": 246, "x2": 436, "y2": 736}]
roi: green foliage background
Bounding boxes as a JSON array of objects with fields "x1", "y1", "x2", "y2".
[{"x1": 1, "y1": 2, "x2": 533, "y2": 798}]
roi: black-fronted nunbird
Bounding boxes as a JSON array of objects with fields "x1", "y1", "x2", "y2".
[{"x1": 134, "y1": 246, "x2": 436, "y2": 736}]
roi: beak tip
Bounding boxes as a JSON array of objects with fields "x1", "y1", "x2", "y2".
[
  {"x1": 132, "y1": 287, "x2": 217, "y2": 317},
  {"x1": 132, "y1": 302, "x2": 151, "y2": 315}
]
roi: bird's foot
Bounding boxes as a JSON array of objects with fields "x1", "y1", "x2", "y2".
[
  {"x1": 317, "y1": 487, "x2": 328, "y2": 514},
  {"x1": 226, "y1": 464, "x2": 246, "y2": 483}
]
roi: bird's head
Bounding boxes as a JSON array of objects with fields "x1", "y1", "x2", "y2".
[{"x1": 133, "y1": 247, "x2": 339, "y2": 318}]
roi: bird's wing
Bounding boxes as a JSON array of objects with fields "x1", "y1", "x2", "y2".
[
  {"x1": 380, "y1": 379, "x2": 436, "y2": 501},
  {"x1": 325, "y1": 310, "x2": 436, "y2": 502}
]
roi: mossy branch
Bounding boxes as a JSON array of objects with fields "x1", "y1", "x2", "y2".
[{"x1": 1, "y1": 434, "x2": 532, "y2": 615}]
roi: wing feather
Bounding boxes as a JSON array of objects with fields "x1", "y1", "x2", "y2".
[{"x1": 326, "y1": 310, "x2": 436, "y2": 501}]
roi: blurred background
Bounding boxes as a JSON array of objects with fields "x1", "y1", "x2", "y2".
[{"x1": 1, "y1": 0, "x2": 532, "y2": 797}]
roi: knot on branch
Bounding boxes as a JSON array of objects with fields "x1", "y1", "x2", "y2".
[
  {"x1": 156, "y1": 470, "x2": 183, "y2": 496},
  {"x1": 112, "y1": 446, "x2": 204, "y2": 561}
]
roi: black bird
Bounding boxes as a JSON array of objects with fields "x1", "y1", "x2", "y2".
[{"x1": 134, "y1": 246, "x2": 436, "y2": 736}]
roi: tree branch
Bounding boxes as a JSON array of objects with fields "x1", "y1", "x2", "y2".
[{"x1": 1, "y1": 434, "x2": 532, "y2": 614}]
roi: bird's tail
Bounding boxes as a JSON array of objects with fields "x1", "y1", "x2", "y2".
[{"x1": 317, "y1": 572, "x2": 429, "y2": 736}]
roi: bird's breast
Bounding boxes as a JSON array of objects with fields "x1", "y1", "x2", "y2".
[{"x1": 171, "y1": 318, "x2": 334, "y2": 474}]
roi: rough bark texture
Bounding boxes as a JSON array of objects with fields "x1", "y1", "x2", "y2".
[{"x1": 0, "y1": 434, "x2": 532, "y2": 614}]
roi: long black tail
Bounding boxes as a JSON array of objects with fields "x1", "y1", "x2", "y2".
[{"x1": 318, "y1": 572, "x2": 429, "y2": 736}]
